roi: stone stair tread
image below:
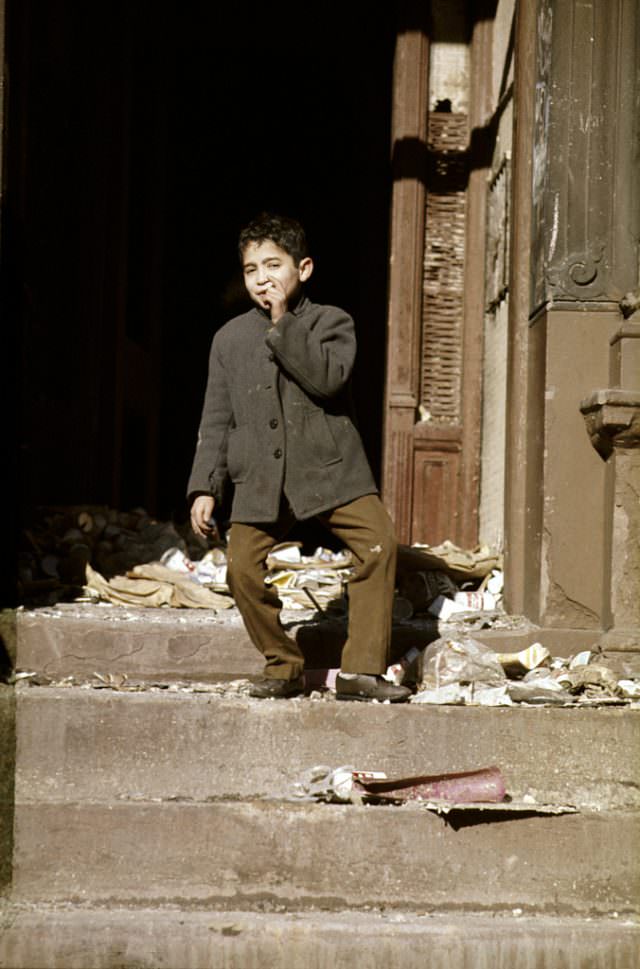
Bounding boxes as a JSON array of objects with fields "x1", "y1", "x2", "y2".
[
  {"x1": 9, "y1": 611, "x2": 640, "y2": 952},
  {"x1": 12, "y1": 800, "x2": 639, "y2": 915},
  {"x1": 15, "y1": 685, "x2": 640, "y2": 807},
  {"x1": 16, "y1": 603, "x2": 610, "y2": 682},
  {"x1": 16, "y1": 603, "x2": 264, "y2": 681},
  {"x1": 1, "y1": 903, "x2": 638, "y2": 969}
]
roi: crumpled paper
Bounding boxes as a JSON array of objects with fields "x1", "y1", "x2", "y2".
[
  {"x1": 84, "y1": 563, "x2": 233, "y2": 610},
  {"x1": 398, "y1": 541, "x2": 502, "y2": 582},
  {"x1": 290, "y1": 765, "x2": 358, "y2": 803},
  {"x1": 411, "y1": 683, "x2": 513, "y2": 706},
  {"x1": 264, "y1": 542, "x2": 353, "y2": 611}
]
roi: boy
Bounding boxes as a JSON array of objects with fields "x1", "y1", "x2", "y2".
[{"x1": 188, "y1": 213, "x2": 409, "y2": 702}]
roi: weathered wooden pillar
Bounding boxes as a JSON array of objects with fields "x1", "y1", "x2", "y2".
[
  {"x1": 512, "y1": 0, "x2": 640, "y2": 641},
  {"x1": 382, "y1": 22, "x2": 429, "y2": 542},
  {"x1": 503, "y1": 0, "x2": 537, "y2": 614}
]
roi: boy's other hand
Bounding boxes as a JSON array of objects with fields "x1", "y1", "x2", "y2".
[
  {"x1": 262, "y1": 275, "x2": 288, "y2": 323},
  {"x1": 191, "y1": 495, "x2": 216, "y2": 538}
]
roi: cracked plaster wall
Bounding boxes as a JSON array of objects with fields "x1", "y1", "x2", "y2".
[{"x1": 611, "y1": 450, "x2": 640, "y2": 630}]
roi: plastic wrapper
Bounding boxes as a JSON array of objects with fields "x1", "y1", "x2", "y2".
[{"x1": 420, "y1": 637, "x2": 506, "y2": 689}]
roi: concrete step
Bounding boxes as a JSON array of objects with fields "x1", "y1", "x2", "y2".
[
  {"x1": 1, "y1": 905, "x2": 638, "y2": 969},
  {"x1": 16, "y1": 604, "x2": 264, "y2": 682},
  {"x1": 16, "y1": 603, "x2": 616, "y2": 682},
  {"x1": 11, "y1": 799, "x2": 639, "y2": 915},
  {"x1": 16, "y1": 603, "x2": 439, "y2": 682},
  {"x1": 14, "y1": 685, "x2": 640, "y2": 808}
]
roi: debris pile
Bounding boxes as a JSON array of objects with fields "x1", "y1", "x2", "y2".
[
  {"x1": 83, "y1": 562, "x2": 233, "y2": 611},
  {"x1": 304, "y1": 640, "x2": 640, "y2": 708},
  {"x1": 407, "y1": 638, "x2": 639, "y2": 707},
  {"x1": 19, "y1": 508, "x2": 507, "y2": 624},
  {"x1": 265, "y1": 541, "x2": 353, "y2": 612},
  {"x1": 396, "y1": 541, "x2": 504, "y2": 624},
  {"x1": 19, "y1": 505, "x2": 207, "y2": 604}
]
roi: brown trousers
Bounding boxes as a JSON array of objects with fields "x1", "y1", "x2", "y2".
[{"x1": 227, "y1": 494, "x2": 397, "y2": 680}]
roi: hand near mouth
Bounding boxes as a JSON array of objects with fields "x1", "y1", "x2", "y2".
[{"x1": 261, "y1": 276, "x2": 288, "y2": 323}]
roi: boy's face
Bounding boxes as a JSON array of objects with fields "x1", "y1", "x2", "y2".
[{"x1": 242, "y1": 240, "x2": 313, "y2": 312}]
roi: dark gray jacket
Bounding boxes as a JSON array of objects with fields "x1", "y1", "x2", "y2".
[{"x1": 187, "y1": 295, "x2": 377, "y2": 522}]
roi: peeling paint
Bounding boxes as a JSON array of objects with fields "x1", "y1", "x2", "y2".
[{"x1": 548, "y1": 193, "x2": 559, "y2": 262}]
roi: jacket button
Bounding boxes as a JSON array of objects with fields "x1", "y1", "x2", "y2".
[
  {"x1": 273, "y1": 448, "x2": 283, "y2": 459},
  {"x1": 268, "y1": 352, "x2": 275, "y2": 362},
  {"x1": 269, "y1": 418, "x2": 279, "y2": 429}
]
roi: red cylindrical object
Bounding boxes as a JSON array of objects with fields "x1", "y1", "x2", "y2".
[{"x1": 353, "y1": 766, "x2": 506, "y2": 803}]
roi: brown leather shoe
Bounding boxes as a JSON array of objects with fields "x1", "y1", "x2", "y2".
[
  {"x1": 335, "y1": 673, "x2": 411, "y2": 703},
  {"x1": 248, "y1": 675, "x2": 305, "y2": 699}
]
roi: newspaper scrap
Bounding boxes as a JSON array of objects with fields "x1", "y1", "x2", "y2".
[
  {"x1": 265, "y1": 543, "x2": 354, "y2": 611},
  {"x1": 83, "y1": 563, "x2": 233, "y2": 610}
]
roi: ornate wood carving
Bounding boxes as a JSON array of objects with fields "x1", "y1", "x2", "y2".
[{"x1": 531, "y1": 0, "x2": 640, "y2": 307}]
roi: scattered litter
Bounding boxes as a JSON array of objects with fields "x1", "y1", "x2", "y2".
[
  {"x1": 266, "y1": 543, "x2": 352, "y2": 572},
  {"x1": 384, "y1": 646, "x2": 422, "y2": 685},
  {"x1": 84, "y1": 563, "x2": 233, "y2": 611},
  {"x1": 16, "y1": 673, "x2": 254, "y2": 695},
  {"x1": 161, "y1": 547, "x2": 229, "y2": 590},
  {"x1": 496, "y1": 643, "x2": 551, "y2": 676},
  {"x1": 555, "y1": 663, "x2": 622, "y2": 697},
  {"x1": 398, "y1": 542, "x2": 503, "y2": 582},
  {"x1": 351, "y1": 765, "x2": 507, "y2": 804},
  {"x1": 618, "y1": 679, "x2": 640, "y2": 699},
  {"x1": 92, "y1": 671, "x2": 129, "y2": 690},
  {"x1": 289, "y1": 765, "x2": 579, "y2": 820},
  {"x1": 453, "y1": 590, "x2": 498, "y2": 611},
  {"x1": 410, "y1": 800, "x2": 578, "y2": 817},
  {"x1": 483, "y1": 570, "x2": 504, "y2": 597},
  {"x1": 264, "y1": 543, "x2": 353, "y2": 611},
  {"x1": 408, "y1": 637, "x2": 639, "y2": 707},
  {"x1": 506, "y1": 680, "x2": 571, "y2": 705},
  {"x1": 420, "y1": 637, "x2": 507, "y2": 690},
  {"x1": 291, "y1": 765, "x2": 507, "y2": 805},
  {"x1": 411, "y1": 683, "x2": 513, "y2": 706},
  {"x1": 291, "y1": 765, "x2": 357, "y2": 803},
  {"x1": 428, "y1": 595, "x2": 468, "y2": 621},
  {"x1": 409, "y1": 682, "x2": 467, "y2": 705}
]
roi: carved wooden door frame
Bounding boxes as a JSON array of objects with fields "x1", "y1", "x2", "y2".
[{"x1": 382, "y1": 15, "x2": 488, "y2": 548}]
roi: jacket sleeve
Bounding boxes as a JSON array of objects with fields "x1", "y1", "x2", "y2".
[
  {"x1": 186, "y1": 336, "x2": 233, "y2": 505},
  {"x1": 265, "y1": 306, "x2": 356, "y2": 399}
]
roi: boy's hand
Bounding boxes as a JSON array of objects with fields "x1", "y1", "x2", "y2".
[
  {"x1": 191, "y1": 495, "x2": 216, "y2": 539},
  {"x1": 260, "y1": 275, "x2": 288, "y2": 323}
]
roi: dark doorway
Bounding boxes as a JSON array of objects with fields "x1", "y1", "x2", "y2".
[
  {"x1": 4, "y1": 3, "x2": 395, "y2": 537},
  {"x1": 161, "y1": 8, "x2": 395, "y2": 519}
]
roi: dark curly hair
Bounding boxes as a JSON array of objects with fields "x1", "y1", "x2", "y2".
[{"x1": 238, "y1": 213, "x2": 309, "y2": 267}]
